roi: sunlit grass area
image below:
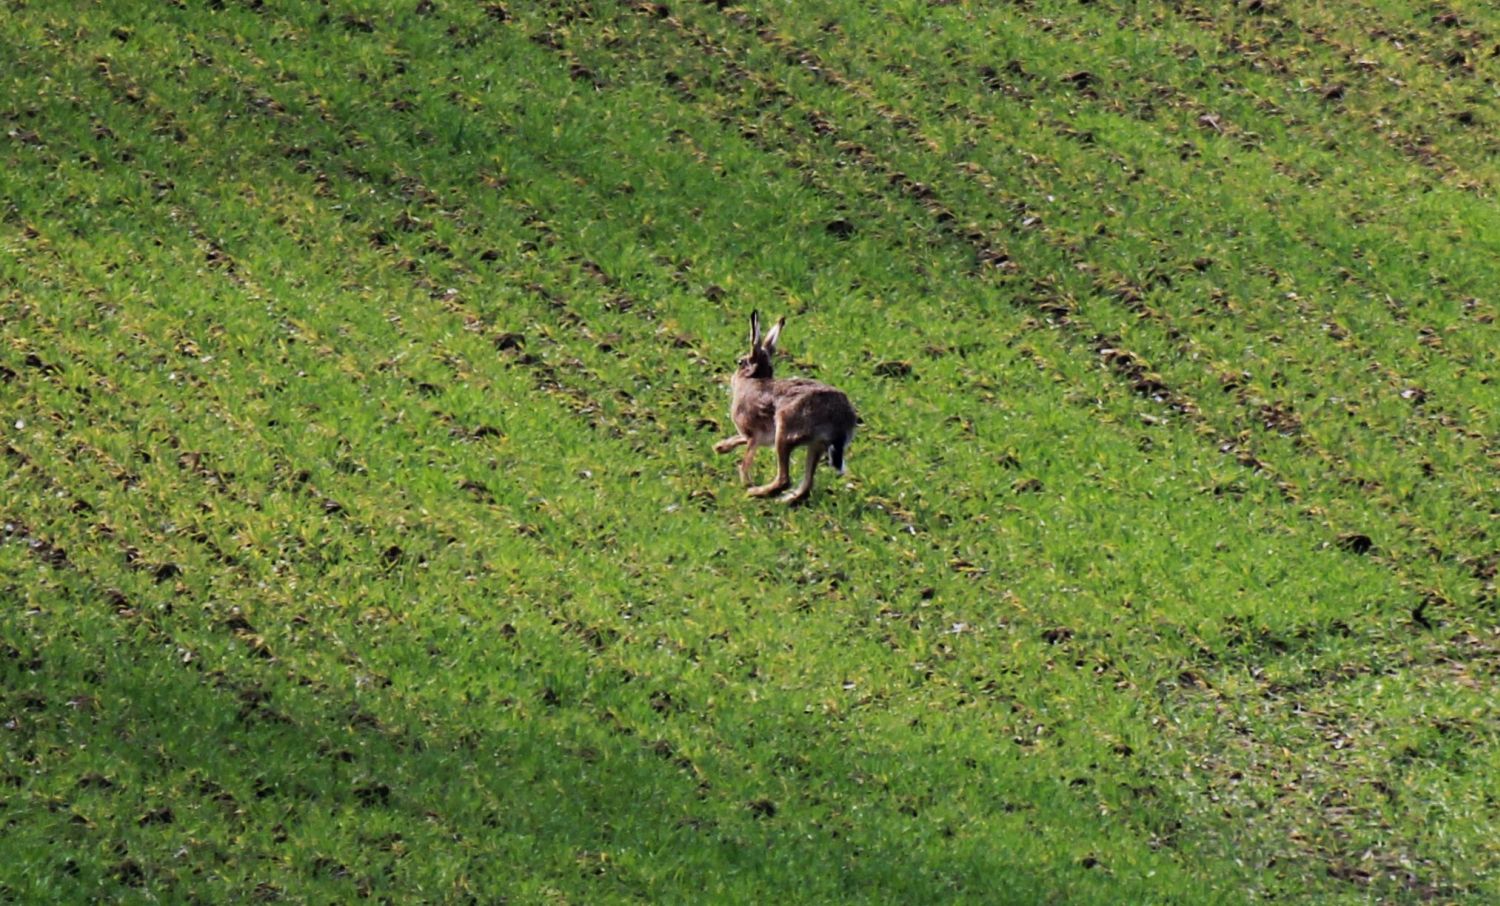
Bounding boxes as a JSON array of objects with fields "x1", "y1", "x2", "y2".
[{"x1": 2, "y1": 1, "x2": 1496, "y2": 901}]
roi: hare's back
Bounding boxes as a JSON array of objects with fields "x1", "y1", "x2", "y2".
[{"x1": 772, "y1": 378, "x2": 856, "y2": 434}]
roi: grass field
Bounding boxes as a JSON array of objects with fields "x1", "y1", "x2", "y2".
[{"x1": 2, "y1": 0, "x2": 1497, "y2": 901}]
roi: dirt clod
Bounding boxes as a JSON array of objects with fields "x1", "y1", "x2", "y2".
[
  {"x1": 746, "y1": 798, "x2": 777, "y2": 818},
  {"x1": 1335, "y1": 533, "x2": 1374, "y2": 555}
]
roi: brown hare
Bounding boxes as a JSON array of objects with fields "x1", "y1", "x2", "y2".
[{"x1": 713, "y1": 311, "x2": 857, "y2": 504}]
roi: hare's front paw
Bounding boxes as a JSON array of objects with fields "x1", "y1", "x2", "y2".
[{"x1": 713, "y1": 436, "x2": 746, "y2": 454}]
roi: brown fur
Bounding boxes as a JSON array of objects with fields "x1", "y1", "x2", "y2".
[{"x1": 713, "y1": 312, "x2": 856, "y2": 504}]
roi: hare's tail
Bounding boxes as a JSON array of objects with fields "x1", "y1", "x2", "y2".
[{"x1": 825, "y1": 427, "x2": 853, "y2": 475}]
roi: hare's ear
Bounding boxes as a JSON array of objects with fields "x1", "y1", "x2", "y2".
[
  {"x1": 749, "y1": 310, "x2": 762, "y2": 349},
  {"x1": 761, "y1": 315, "x2": 786, "y2": 354}
]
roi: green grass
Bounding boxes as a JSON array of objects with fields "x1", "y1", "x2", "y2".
[{"x1": 2, "y1": 0, "x2": 1496, "y2": 902}]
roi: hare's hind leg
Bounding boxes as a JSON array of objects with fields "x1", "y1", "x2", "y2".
[
  {"x1": 748, "y1": 434, "x2": 793, "y2": 498},
  {"x1": 781, "y1": 441, "x2": 827, "y2": 504}
]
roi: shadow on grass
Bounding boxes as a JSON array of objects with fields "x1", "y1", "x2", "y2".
[{"x1": 0, "y1": 564, "x2": 1177, "y2": 904}]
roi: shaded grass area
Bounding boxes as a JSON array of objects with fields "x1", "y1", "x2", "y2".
[{"x1": 1, "y1": 0, "x2": 1496, "y2": 902}]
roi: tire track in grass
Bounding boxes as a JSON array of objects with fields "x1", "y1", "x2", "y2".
[{"x1": 571, "y1": 3, "x2": 1488, "y2": 610}]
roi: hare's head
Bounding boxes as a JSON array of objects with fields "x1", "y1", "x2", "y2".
[{"x1": 736, "y1": 310, "x2": 784, "y2": 380}]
